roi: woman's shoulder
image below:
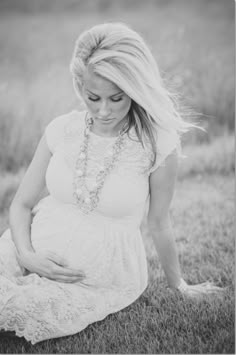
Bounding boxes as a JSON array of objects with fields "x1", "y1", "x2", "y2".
[
  {"x1": 63, "y1": 110, "x2": 87, "y2": 138},
  {"x1": 148, "y1": 126, "x2": 182, "y2": 173},
  {"x1": 45, "y1": 110, "x2": 86, "y2": 153},
  {"x1": 46, "y1": 110, "x2": 86, "y2": 132}
]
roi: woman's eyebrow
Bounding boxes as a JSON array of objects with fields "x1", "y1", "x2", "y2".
[
  {"x1": 110, "y1": 91, "x2": 123, "y2": 97},
  {"x1": 86, "y1": 90, "x2": 123, "y2": 97}
]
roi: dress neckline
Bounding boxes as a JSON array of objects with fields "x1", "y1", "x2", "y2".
[
  {"x1": 74, "y1": 109, "x2": 135, "y2": 140},
  {"x1": 89, "y1": 129, "x2": 118, "y2": 140},
  {"x1": 83, "y1": 110, "x2": 125, "y2": 139}
]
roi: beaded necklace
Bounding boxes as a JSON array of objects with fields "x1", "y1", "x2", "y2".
[{"x1": 73, "y1": 114, "x2": 127, "y2": 214}]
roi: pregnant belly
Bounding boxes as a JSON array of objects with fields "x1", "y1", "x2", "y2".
[
  {"x1": 31, "y1": 206, "x2": 117, "y2": 286},
  {"x1": 30, "y1": 196, "x2": 143, "y2": 288}
]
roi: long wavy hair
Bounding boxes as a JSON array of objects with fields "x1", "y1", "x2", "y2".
[{"x1": 70, "y1": 22, "x2": 196, "y2": 165}]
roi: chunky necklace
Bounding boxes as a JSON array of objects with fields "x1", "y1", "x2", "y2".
[{"x1": 73, "y1": 115, "x2": 127, "y2": 214}]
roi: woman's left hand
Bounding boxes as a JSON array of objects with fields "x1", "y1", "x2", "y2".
[{"x1": 176, "y1": 278, "x2": 226, "y2": 298}]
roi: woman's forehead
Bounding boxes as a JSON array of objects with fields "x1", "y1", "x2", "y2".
[{"x1": 83, "y1": 69, "x2": 122, "y2": 95}]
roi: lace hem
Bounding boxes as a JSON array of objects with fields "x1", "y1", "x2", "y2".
[{"x1": 0, "y1": 274, "x2": 147, "y2": 344}]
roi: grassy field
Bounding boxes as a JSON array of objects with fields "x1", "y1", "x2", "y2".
[
  {"x1": 0, "y1": 0, "x2": 234, "y2": 353},
  {"x1": 0, "y1": 136, "x2": 234, "y2": 354},
  {"x1": 0, "y1": 175, "x2": 234, "y2": 354}
]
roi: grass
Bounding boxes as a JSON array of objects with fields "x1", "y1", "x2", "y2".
[
  {"x1": 0, "y1": 175, "x2": 234, "y2": 354},
  {"x1": 0, "y1": 136, "x2": 234, "y2": 354}
]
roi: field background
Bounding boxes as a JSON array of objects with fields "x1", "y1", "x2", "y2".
[{"x1": 0, "y1": 0, "x2": 234, "y2": 354}]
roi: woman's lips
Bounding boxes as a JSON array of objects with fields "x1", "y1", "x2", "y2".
[{"x1": 98, "y1": 118, "x2": 113, "y2": 123}]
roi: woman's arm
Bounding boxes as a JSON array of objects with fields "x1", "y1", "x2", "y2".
[
  {"x1": 9, "y1": 134, "x2": 50, "y2": 256},
  {"x1": 9, "y1": 134, "x2": 85, "y2": 283},
  {"x1": 148, "y1": 151, "x2": 181, "y2": 288},
  {"x1": 148, "y1": 151, "x2": 224, "y2": 296}
]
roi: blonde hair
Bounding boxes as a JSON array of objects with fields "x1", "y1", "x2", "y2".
[{"x1": 70, "y1": 22, "x2": 196, "y2": 163}]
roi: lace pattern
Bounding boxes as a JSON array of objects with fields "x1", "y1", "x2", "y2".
[
  {"x1": 0, "y1": 217, "x2": 147, "y2": 344},
  {"x1": 0, "y1": 238, "x2": 146, "y2": 344},
  {"x1": 0, "y1": 265, "x2": 144, "y2": 344}
]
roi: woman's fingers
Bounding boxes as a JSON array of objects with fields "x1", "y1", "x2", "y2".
[
  {"x1": 183, "y1": 283, "x2": 225, "y2": 297},
  {"x1": 43, "y1": 251, "x2": 68, "y2": 267},
  {"x1": 53, "y1": 264, "x2": 86, "y2": 278},
  {"x1": 50, "y1": 272, "x2": 85, "y2": 283},
  {"x1": 40, "y1": 251, "x2": 86, "y2": 280},
  {"x1": 46, "y1": 260, "x2": 86, "y2": 282},
  {"x1": 48, "y1": 273, "x2": 85, "y2": 283},
  {"x1": 20, "y1": 250, "x2": 86, "y2": 283},
  {"x1": 177, "y1": 278, "x2": 226, "y2": 299}
]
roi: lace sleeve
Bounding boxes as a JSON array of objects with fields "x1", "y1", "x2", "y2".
[{"x1": 149, "y1": 128, "x2": 182, "y2": 174}]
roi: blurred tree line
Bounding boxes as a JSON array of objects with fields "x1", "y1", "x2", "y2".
[
  {"x1": 0, "y1": 0, "x2": 165, "y2": 13},
  {"x1": 0, "y1": 0, "x2": 233, "y2": 14}
]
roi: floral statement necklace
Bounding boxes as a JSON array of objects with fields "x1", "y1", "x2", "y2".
[{"x1": 73, "y1": 115, "x2": 127, "y2": 214}]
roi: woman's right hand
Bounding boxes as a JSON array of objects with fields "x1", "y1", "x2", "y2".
[
  {"x1": 17, "y1": 250, "x2": 86, "y2": 283},
  {"x1": 176, "y1": 278, "x2": 226, "y2": 298}
]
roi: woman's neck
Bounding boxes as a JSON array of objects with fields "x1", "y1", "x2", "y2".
[{"x1": 90, "y1": 117, "x2": 128, "y2": 138}]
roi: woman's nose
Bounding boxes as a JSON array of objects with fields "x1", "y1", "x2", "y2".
[{"x1": 98, "y1": 100, "x2": 111, "y2": 117}]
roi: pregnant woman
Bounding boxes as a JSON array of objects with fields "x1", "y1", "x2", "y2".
[{"x1": 0, "y1": 22, "x2": 222, "y2": 344}]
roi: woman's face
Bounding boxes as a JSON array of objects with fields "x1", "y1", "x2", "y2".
[{"x1": 81, "y1": 69, "x2": 131, "y2": 136}]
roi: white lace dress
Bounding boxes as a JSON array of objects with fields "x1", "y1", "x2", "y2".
[{"x1": 0, "y1": 110, "x2": 180, "y2": 344}]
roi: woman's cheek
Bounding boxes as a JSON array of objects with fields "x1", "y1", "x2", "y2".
[
  {"x1": 84, "y1": 99, "x2": 97, "y2": 112},
  {"x1": 118, "y1": 98, "x2": 131, "y2": 114}
]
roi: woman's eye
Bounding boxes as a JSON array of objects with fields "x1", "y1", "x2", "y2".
[
  {"x1": 88, "y1": 97, "x2": 99, "y2": 102},
  {"x1": 88, "y1": 97, "x2": 123, "y2": 102},
  {"x1": 111, "y1": 97, "x2": 123, "y2": 102}
]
